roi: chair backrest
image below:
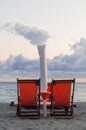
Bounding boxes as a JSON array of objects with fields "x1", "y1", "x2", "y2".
[
  {"x1": 17, "y1": 79, "x2": 40, "y2": 106},
  {"x1": 52, "y1": 79, "x2": 75, "y2": 106},
  {"x1": 47, "y1": 82, "x2": 52, "y2": 92}
]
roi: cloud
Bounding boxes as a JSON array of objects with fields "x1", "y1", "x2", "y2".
[
  {"x1": 0, "y1": 54, "x2": 40, "y2": 81},
  {"x1": 48, "y1": 37, "x2": 86, "y2": 73},
  {"x1": 1, "y1": 23, "x2": 86, "y2": 79},
  {"x1": 2, "y1": 23, "x2": 50, "y2": 45},
  {"x1": 0, "y1": 32, "x2": 86, "y2": 80}
]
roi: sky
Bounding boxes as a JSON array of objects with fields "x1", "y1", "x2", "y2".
[{"x1": 0, "y1": 0, "x2": 86, "y2": 81}]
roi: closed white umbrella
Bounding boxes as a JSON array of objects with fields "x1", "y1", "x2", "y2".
[
  {"x1": 38, "y1": 45, "x2": 50, "y2": 117},
  {"x1": 38, "y1": 45, "x2": 47, "y2": 92}
]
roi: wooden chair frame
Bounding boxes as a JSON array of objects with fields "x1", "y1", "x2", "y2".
[
  {"x1": 17, "y1": 78, "x2": 40, "y2": 119},
  {"x1": 50, "y1": 78, "x2": 75, "y2": 118}
]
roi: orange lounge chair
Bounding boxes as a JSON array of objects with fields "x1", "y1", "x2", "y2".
[
  {"x1": 17, "y1": 78, "x2": 40, "y2": 119},
  {"x1": 10, "y1": 82, "x2": 52, "y2": 109},
  {"x1": 50, "y1": 78, "x2": 75, "y2": 118}
]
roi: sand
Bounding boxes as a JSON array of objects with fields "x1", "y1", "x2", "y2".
[{"x1": 0, "y1": 102, "x2": 86, "y2": 130}]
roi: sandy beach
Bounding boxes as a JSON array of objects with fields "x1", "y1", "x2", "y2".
[{"x1": 0, "y1": 102, "x2": 86, "y2": 130}]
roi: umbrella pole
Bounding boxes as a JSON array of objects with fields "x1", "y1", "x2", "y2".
[
  {"x1": 38, "y1": 45, "x2": 48, "y2": 117},
  {"x1": 43, "y1": 100, "x2": 47, "y2": 117}
]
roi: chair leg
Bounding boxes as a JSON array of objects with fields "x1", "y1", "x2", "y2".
[
  {"x1": 16, "y1": 106, "x2": 19, "y2": 116},
  {"x1": 64, "y1": 107, "x2": 69, "y2": 115}
]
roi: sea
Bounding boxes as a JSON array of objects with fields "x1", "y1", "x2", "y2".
[{"x1": 0, "y1": 81, "x2": 86, "y2": 103}]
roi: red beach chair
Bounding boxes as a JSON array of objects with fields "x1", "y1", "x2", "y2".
[
  {"x1": 17, "y1": 78, "x2": 40, "y2": 119},
  {"x1": 50, "y1": 78, "x2": 75, "y2": 118}
]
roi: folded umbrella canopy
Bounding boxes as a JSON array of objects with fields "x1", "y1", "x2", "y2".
[
  {"x1": 38, "y1": 45, "x2": 47, "y2": 92},
  {"x1": 38, "y1": 45, "x2": 49, "y2": 117}
]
